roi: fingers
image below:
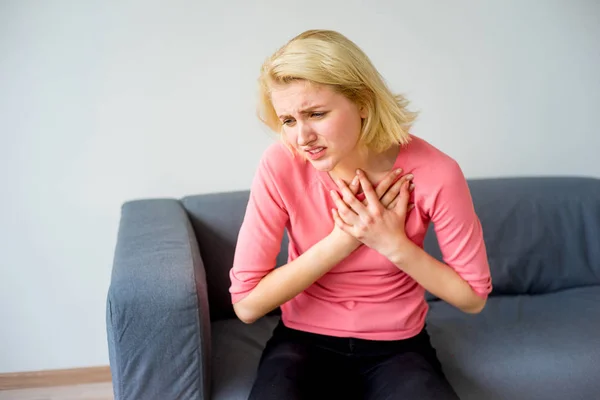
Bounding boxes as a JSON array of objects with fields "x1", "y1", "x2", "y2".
[
  {"x1": 331, "y1": 175, "x2": 369, "y2": 225},
  {"x1": 330, "y1": 189, "x2": 359, "y2": 225},
  {"x1": 349, "y1": 174, "x2": 360, "y2": 195},
  {"x1": 336, "y1": 170, "x2": 416, "y2": 218},
  {"x1": 356, "y1": 169, "x2": 381, "y2": 212},
  {"x1": 392, "y1": 179, "x2": 412, "y2": 216},
  {"x1": 387, "y1": 182, "x2": 415, "y2": 209},
  {"x1": 333, "y1": 176, "x2": 359, "y2": 198},
  {"x1": 375, "y1": 168, "x2": 403, "y2": 199},
  {"x1": 331, "y1": 208, "x2": 352, "y2": 232},
  {"x1": 336, "y1": 177, "x2": 368, "y2": 216},
  {"x1": 381, "y1": 173, "x2": 414, "y2": 208}
]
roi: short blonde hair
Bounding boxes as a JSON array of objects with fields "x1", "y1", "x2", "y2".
[{"x1": 257, "y1": 29, "x2": 418, "y2": 153}]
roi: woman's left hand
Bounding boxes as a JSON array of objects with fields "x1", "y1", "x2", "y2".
[{"x1": 330, "y1": 169, "x2": 414, "y2": 261}]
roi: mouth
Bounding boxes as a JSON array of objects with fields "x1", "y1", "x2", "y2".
[{"x1": 305, "y1": 147, "x2": 326, "y2": 160}]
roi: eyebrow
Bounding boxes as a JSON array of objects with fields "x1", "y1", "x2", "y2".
[{"x1": 278, "y1": 105, "x2": 327, "y2": 120}]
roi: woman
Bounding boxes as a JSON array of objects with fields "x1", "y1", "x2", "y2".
[{"x1": 229, "y1": 29, "x2": 492, "y2": 400}]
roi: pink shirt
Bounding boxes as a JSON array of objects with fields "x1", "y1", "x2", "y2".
[{"x1": 229, "y1": 134, "x2": 492, "y2": 340}]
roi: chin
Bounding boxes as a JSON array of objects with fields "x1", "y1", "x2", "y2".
[
  {"x1": 312, "y1": 165, "x2": 333, "y2": 172},
  {"x1": 307, "y1": 158, "x2": 336, "y2": 172}
]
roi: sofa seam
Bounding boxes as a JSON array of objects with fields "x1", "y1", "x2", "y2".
[{"x1": 181, "y1": 200, "x2": 209, "y2": 399}]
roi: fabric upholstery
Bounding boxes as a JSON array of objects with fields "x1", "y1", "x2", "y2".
[
  {"x1": 107, "y1": 199, "x2": 210, "y2": 399},
  {"x1": 107, "y1": 176, "x2": 600, "y2": 400}
]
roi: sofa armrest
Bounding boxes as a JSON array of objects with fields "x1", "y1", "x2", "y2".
[{"x1": 106, "y1": 199, "x2": 211, "y2": 400}]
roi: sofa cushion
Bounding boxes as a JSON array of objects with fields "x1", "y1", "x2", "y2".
[
  {"x1": 210, "y1": 316, "x2": 279, "y2": 400},
  {"x1": 426, "y1": 286, "x2": 600, "y2": 400},
  {"x1": 211, "y1": 287, "x2": 600, "y2": 400}
]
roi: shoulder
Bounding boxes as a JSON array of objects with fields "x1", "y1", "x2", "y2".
[
  {"x1": 253, "y1": 141, "x2": 313, "y2": 194},
  {"x1": 260, "y1": 141, "x2": 295, "y2": 167},
  {"x1": 404, "y1": 134, "x2": 464, "y2": 184},
  {"x1": 403, "y1": 135, "x2": 470, "y2": 214},
  {"x1": 257, "y1": 141, "x2": 305, "y2": 177}
]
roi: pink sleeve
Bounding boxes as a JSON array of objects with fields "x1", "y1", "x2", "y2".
[
  {"x1": 229, "y1": 154, "x2": 289, "y2": 304},
  {"x1": 429, "y1": 161, "x2": 493, "y2": 299}
]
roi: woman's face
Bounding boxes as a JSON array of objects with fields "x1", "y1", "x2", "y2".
[{"x1": 270, "y1": 81, "x2": 367, "y2": 174}]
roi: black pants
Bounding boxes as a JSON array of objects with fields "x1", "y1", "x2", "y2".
[{"x1": 248, "y1": 320, "x2": 460, "y2": 400}]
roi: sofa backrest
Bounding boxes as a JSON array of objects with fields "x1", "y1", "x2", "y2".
[
  {"x1": 450, "y1": 177, "x2": 600, "y2": 296},
  {"x1": 181, "y1": 192, "x2": 288, "y2": 321},
  {"x1": 182, "y1": 176, "x2": 600, "y2": 321}
]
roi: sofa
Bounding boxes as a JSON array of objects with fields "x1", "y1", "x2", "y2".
[{"x1": 106, "y1": 176, "x2": 600, "y2": 400}]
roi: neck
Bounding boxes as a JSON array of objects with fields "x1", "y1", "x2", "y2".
[{"x1": 330, "y1": 144, "x2": 400, "y2": 184}]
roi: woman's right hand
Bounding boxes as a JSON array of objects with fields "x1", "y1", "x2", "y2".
[
  {"x1": 371, "y1": 168, "x2": 415, "y2": 210},
  {"x1": 345, "y1": 168, "x2": 414, "y2": 210},
  {"x1": 330, "y1": 168, "x2": 415, "y2": 250}
]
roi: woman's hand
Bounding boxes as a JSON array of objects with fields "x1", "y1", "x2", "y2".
[
  {"x1": 340, "y1": 168, "x2": 415, "y2": 209},
  {"x1": 329, "y1": 169, "x2": 413, "y2": 252},
  {"x1": 330, "y1": 169, "x2": 415, "y2": 261}
]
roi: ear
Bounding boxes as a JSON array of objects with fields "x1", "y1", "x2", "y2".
[{"x1": 359, "y1": 105, "x2": 368, "y2": 119}]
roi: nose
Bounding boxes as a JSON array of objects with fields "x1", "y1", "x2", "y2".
[{"x1": 297, "y1": 122, "x2": 317, "y2": 146}]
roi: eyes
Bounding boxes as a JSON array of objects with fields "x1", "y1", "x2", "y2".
[{"x1": 282, "y1": 112, "x2": 327, "y2": 126}]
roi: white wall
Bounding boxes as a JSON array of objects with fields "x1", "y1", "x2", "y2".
[{"x1": 1, "y1": 0, "x2": 598, "y2": 373}]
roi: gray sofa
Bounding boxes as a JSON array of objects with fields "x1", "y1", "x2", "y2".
[{"x1": 106, "y1": 176, "x2": 600, "y2": 400}]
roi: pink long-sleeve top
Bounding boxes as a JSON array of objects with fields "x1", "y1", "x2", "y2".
[{"x1": 229, "y1": 134, "x2": 492, "y2": 340}]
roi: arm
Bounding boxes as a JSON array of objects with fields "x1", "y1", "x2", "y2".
[
  {"x1": 231, "y1": 149, "x2": 411, "y2": 323},
  {"x1": 389, "y1": 161, "x2": 492, "y2": 313},
  {"x1": 332, "y1": 165, "x2": 492, "y2": 314},
  {"x1": 233, "y1": 229, "x2": 358, "y2": 324},
  {"x1": 391, "y1": 242, "x2": 487, "y2": 313},
  {"x1": 230, "y1": 148, "x2": 360, "y2": 324}
]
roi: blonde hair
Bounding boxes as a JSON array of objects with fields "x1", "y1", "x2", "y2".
[{"x1": 257, "y1": 29, "x2": 418, "y2": 153}]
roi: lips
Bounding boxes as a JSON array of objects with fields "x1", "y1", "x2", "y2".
[{"x1": 305, "y1": 147, "x2": 326, "y2": 160}]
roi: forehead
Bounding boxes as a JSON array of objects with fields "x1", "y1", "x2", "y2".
[{"x1": 270, "y1": 81, "x2": 337, "y2": 112}]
